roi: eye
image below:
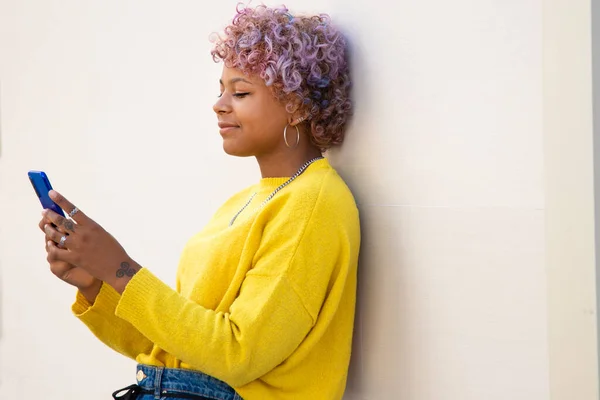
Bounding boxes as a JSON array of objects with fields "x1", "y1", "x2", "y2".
[
  {"x1": 233, "y1": 92, "x2": 250, "y2": 98},
  {"x1": 217, "y1": 92, "x2": 223, "y2": 98}
]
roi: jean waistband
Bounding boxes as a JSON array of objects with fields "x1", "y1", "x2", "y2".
[{"x1": 136, "y1": 364, "x2": 239, "y2": 400}]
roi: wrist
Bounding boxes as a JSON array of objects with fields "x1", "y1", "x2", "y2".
[
  {"x1": 106, "y1": 258, "x2": 143, "y2": 295},
  {"x1": 79, "y1": 279, "x2": 102, "y2": 304}
]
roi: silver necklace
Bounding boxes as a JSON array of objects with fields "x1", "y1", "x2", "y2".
[{"x1": 229, "y1": 156, "x2": 324, "y2": 226}]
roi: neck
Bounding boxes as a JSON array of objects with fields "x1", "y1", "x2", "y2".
[{"x1": 256, "y1": 145, "x2": 323, "y2": 178}]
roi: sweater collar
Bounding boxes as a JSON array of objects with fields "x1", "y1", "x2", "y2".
[{"x1": 257, "y1": 158, "x2": 329, "y2": 190}]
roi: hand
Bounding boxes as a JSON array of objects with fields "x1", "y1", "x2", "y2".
[
  {"x1": 38, "y1": 217, "x2": 102, "y2": 303},
  {"x1": 41, "y1": 190, "x2": 143, "y2": 294}
]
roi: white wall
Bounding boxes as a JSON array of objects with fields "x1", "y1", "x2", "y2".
[{"x1": 0, "y1": 0, "x2": 595, "y2": 399}]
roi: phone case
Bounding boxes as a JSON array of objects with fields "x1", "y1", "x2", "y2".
[{"x1": 28, "y1": 170, "x2": 65, "y2": 217}]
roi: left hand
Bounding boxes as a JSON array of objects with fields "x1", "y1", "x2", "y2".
[{"x1": 42, "y1": 190, "x2": 142, "y2": 294}]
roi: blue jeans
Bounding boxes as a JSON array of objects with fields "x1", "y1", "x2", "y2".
[{"x1": 115, "y1": 364, "x2": 243, "y2": 400}]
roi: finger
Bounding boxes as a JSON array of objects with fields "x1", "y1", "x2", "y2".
[
  {"x1": 48, "y1": 256, "x2": 71, "y2": 279},
  {"x1": 39, "y1": 218, "x2": 46, "y2": 233},
  {"x1": 39, "y1": 217, "x2": 56, "y2": 233},
  {"x1": 46, "y1": 240, "x2": 58, "y2": 260},
  {"x1": 43, "y1": 228, "x2": 60, "y2": 245},
  {"x1": 44, "y1": 234, "x2": 51, "y2": 253},
  {"x1": 44, "y1": 224, "x2": 68, "y2": 247},
  {"x1": 46, "y1": 240, "x2": 76, "y2": 264},
  {"x1": 48, "y1": 190, "x2": 90, "y2": 225},
  {"x1": 43, "y1": 209, "x2": 77, "y2": 233}
]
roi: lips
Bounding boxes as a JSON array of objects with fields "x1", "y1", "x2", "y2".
[
  {"x1": 218, "y1": 122, "x2": 239, "y2": 136},
  {"x1": 218, "y1": 122, "x2": 239, "y2": 129}
]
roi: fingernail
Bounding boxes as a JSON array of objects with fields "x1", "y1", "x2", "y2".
[{"x1": 44, "y1": 224, "x2": 48, "y2": 230}]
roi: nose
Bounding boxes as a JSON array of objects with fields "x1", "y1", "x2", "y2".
[{"x1": 213, "y1": 94, "x2": 232, "y2": 115}]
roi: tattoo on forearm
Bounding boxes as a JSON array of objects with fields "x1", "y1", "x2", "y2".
[{"x1": 116, "y1": 262, "x2": 137, "y2": 278}]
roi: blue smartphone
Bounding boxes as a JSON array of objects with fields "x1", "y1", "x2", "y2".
[{"x1": 28, "y1": 170, "x2": 65, "y2": 217}]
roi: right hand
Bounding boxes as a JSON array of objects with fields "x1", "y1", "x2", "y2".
[{"x1": 39, "y1": 217, "x2": 102, "y2": 303}]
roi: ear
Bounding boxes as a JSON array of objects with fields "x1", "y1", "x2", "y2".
[
  {"x1": 286, "y1": 94, "x2": 306, "y2": 125},
  {"x1": 290, "y1": 115, "x2": 308, "y2": 126}
]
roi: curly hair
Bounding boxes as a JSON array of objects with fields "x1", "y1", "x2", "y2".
[{"x1": 210, "y1": 4, "x2": 352, "y2": 150}]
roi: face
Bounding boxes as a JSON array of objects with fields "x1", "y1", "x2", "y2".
[{"x1": 213, "y1": 66, "x2": 292, "y2": 157}]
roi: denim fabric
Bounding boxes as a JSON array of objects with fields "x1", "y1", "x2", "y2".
[{"x1": 134, "y1": 364, "x2": 243, "y2": 400}]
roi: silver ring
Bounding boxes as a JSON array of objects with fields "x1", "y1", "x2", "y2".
[
  {"x1": 68, "y1": 207, "x2": 79, "y2": 218},
  {"x1": 59, "y1": 235, "x2": 67, "y2": 248}
]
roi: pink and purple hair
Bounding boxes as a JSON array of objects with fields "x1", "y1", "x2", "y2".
[{"x1": 211, "y1": 4, "x2": 352, "y2": 150}]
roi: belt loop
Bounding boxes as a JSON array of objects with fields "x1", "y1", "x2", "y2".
[{"x1": 153, "y1": 366, "x2": 164, "y2": 399}]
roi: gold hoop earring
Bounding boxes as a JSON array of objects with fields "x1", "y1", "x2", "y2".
[{"x1": 284, "y1": 124, "x2": 300, "y2": 149}]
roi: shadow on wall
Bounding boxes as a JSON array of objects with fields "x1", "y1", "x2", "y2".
[
  {"x1": 326, "y1": 27, "x2": 412, "y2": 398},
  {"x1": 346, "y1": 206, "x2": 414, "y2": 398}
]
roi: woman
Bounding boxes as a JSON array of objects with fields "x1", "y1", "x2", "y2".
[{"x1": 38, "y1": 4, "x2": 359, "y2": 400}]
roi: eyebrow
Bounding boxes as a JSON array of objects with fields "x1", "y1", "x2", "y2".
[{"x1": 219, "y1": 77, "x2": 253, "y2": 85}]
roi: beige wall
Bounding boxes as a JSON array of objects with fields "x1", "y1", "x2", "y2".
[
  {"x1": 0, "y1": 0, "x2": 596, "y2": 398},
  {"x1": 545, "y1": 0, "x2": 599, "y2": 399}
]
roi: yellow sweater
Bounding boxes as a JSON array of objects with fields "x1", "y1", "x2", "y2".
[{"x1": 72, "y1": 158, "x2": 360, "y2": 400}]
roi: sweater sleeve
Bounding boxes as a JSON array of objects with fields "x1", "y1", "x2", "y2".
[
  {"x1": 72, "y1": 282, "x2": 155, "y2": 360},
  {"x1": 113, "y1": 189, "x2": 342, "y2": 388},
  {"x1": 115, "y1": 269, "x2": 313, "y2": 387}
]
